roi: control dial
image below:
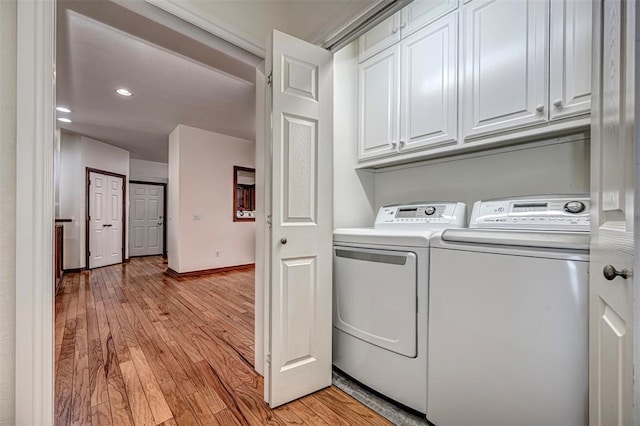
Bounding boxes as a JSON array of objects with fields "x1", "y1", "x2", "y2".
[
  {"x1": 425, "y1": 206, "x2": 436, "y2": 216},
  {"x1": 564, "y1": 201, "x2": 586, "y2": 214}
]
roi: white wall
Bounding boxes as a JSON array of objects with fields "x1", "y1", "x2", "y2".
[
  {"x1": 333, "y1": 41, "x2": 376, "y2": 229},
  {"x1": 374, "y1": 137, "x2": 591, "y2": 217},
  {"x1": 168, "y1": 129, "x2": 181, "y2": 269},
  {"x1": 168, "y1": 124, "x2": 255, "y2": 273},
  {"x1": 130, "y1": 158, "x2": 169, "y2": 183},
  {"x1": 0, "y1": 0, "x2": 16, "y2": 422},
  {"x1": 59, "y1": 132, "x2": 130, "y2": 269}
]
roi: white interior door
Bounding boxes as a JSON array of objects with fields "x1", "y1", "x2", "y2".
[
  {"x1": 129, "y1": 183, "x2": 164, "y2": 257},
  {"x1": 89, "y1": 171, "x2": 123, "y2": 269},
  {"x1": 589, "y1": 0, "x2": 636, "y2": 424},
  {"x1": 265, "y1": 30, "x2": 333, "y2": 408}
]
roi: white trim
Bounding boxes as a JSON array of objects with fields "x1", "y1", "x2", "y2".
[
  {"x1": 307, "y1": 0, "x2": 389, "y2": 46},
  {"x1": 144, "y1": 0, "x2": 266, "y2": 58},
  {"x1": 15, "y1": 0, "x2": 55, "y2": 423},
  {"x1": 254, "y1": 67, "x2": 266, "y2": 377}
]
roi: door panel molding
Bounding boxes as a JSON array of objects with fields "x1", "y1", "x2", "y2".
[{"x1": 86, "y1": 167, "x2": 126, "y2": 269}]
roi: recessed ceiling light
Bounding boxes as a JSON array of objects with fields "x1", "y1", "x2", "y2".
[
  {"x1": 57, "y1": 117, "x2": 72, "y2": 123},
  {"x1": 56, "y1": 106, "x2": 72, "y2": 113},
  {"x1": 115, "y1": 88, "x2": 133, "y2": 97}
]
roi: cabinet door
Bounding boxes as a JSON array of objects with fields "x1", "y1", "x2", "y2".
[
  {"x1": 549, "y1": 0, "x2": 592, "y2": 120},
  {"x1": 400, "y1": 0, "x2": 458, "y2": 38},
  {"x1": 400, "y1": 13, "x2": 458, "y2": 152},
  {"x1": 462, "y1": 0, "x2": 548, "y2": 139},
  {"x1": 358, "y1": 46, "x2": 400, "y2": 161},
  {"x1": 358, "y1": 12, "x2": 401, "y2": 63}
]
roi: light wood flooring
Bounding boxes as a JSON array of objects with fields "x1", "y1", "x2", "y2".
[{"x1": 55, "y1": 256, "x2": 393, "y2": 425}]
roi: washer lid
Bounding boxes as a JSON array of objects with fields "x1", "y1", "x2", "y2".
[{"x1": 438, "y1": 229, "x2": 590, "y2": 251}]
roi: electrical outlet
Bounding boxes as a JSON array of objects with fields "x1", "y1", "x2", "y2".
[{"x1": 215, "y1": 251, "x2": 220, "y2": 257}]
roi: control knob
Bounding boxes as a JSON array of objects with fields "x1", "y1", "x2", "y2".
[
  {"x1": 425, "y1": 206, "x2": 436, "y2": 216},
  {"x1": 564, "y1": 201, "x2": 586, "y2": 214}
]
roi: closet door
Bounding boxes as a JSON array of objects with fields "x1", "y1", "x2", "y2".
[
  {"x1": 400, "y1": 0, "x2": 458, "y2": 38},
  {"x1": 461, "y1": 0, "x2": 548, "y2": 140},
  {"x1": 549, "y1": 0, "x2": 592, "y2": 120},
  {"x1": 358, "y1": 45, "x2": 401, "y2": 161},
  {"x1": 400, "y1": 12, "x2": 458, "y2": 153},
  {"x1": 88, "y1": 171, "x2": 123, "y2": 269},
  {"x1": 358, "y1": 12, "x2": 401, "y2": 63}
]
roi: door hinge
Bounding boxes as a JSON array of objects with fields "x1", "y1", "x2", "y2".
[
  {"x1": 416, "y1": 297, "x2": 419, "y2": 313},
  {"x1": 266, "y1": 214, "x2": 272, "y2": 229},
  {"x1": 265, "y1": 352, "x2": 272, "y2": 366},
  {"x1": 266, "y1": 73, "x2": 273, "y2": 86}
]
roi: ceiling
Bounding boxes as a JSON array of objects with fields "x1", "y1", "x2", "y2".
[
  {"x1": 56, "y1": 0, "x2": 381, "y2": 163},
  {"x1": 147, "y1": 0, "x2": 383, "y2": 57}
]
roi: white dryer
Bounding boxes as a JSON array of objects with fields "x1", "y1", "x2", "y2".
[
  {"x1": 427, "y1": 195, "x2": 590, "y2": 426},
  {"x1": 333, "y1": 202, "x2": 466, "y2": 415}
]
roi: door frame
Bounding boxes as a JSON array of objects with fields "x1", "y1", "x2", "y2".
[
  {"x1": 85, "y1": 167, "x2": 126, "y2": 269},
  {"x1": 129, "y1": 180, "x2": 168, "y2": 258}
]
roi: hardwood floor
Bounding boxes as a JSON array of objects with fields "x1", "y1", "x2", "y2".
[{"x1": 55, "y1": 256, "x2": 392, "y2": 426}]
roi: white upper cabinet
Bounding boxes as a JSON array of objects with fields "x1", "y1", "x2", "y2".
[
  {"x1": 358, "y1": 12, "x2": 401, "y2": 63},
  {"x1": 359, "y1": 0, "x2": 459, "y2": 63},
  {"x1": 461, "y1": 0, "x2": 549, "y2": 140},
  {"x1": 358, "y1": 45, "x2": 401, "y2": 161},
  {"x1": 400, "y1": 0, "x2": 459, "y2": 38},
  {"x1": 549, "y1": 0, "x2": 592, "y2": 120},
  {"x1": 400, "y1": 13, "x2": 458, "y2": 152}
]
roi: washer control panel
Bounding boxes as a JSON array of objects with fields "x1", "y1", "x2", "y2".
[
  {"x1": 470, "y1": 195, "x2": 590, "y2": 231},
  {"x1": 374, "y1": 202, "x2": 466, "y2": 229}
]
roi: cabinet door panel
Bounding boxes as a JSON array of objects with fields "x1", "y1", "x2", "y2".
[
  {"x1": 358, "y1": 46, "x2": 400, "y2": 161},
  {"x1": 401, "y1": 13, "x2": 458, "y2": 152},
  {"x1": 400, "y1": 0, "x2": 458, "y2": 38},
  {"x1": 549, "y1": 0, "x2": 592, "y2": 120},
  {"x1": 462, "y1": 0, "x2": 548, "y2": 139},
  {"x1": 358, "y1": 12, "x2": 401, "y2": 63}
]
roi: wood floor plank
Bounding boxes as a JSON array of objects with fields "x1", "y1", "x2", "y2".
[
  {"x1": 212, "y1": 408, "x2": 243, "y2": 426},
  {"x1": 91, "y1": 402, "x2": 113, "y2": 426},
  {"x1": 55, "y1": 357, "x2": 74, "y2": 426},
  {"x1": 119, "y1": 361, "x2": 157, "y2": 426},
  {"x1": 88, "y1": 339, "x2": 109, "y2": 408},
  {"x1": 285, "y1": 399, "x2": 331, "y2": 425},
  {"x1": 185, "y1": 392, "x2": 222, "y2": 425},
  {"x1": 158, "y1": 381, "x2": 199, "y2": 426},
  {"x1": 299, "y1": 395, "x2": 350, "y2": 426},
  {"x1": 70, "y1": 340, "x2": 90, "y2": 425},
  {"x1": 106, "y1": 374, "x2": 135, "y2": 426},
  {"x1": 55, "y1": 257, "x2": 392, "y2": 426},
  {"x1": 128, "y1": 345, "x2": 174, "y2": 424}
]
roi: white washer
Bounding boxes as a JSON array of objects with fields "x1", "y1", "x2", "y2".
[
  {"x1": 427, "y1": 195, "x2": 590, "y2": 426},
  {"x1": 333, "y1": 202, "x2": 466, "y2": 414}
]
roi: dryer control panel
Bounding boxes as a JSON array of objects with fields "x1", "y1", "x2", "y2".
[
  {"x1": 374, "y1": 202, "x2": 466, "y2": 229},
  {"x1": 470, "y1": 195, "x2": 590, "y2": 232}
]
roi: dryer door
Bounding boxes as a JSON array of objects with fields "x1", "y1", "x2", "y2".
[{"x1": 333, "y1": 246, "x2": 417, "y2": 357}]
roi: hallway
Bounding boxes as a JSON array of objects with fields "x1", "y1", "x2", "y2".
[{"x1": 54, "y1": 257, "x2": 391, "y2": 425}]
